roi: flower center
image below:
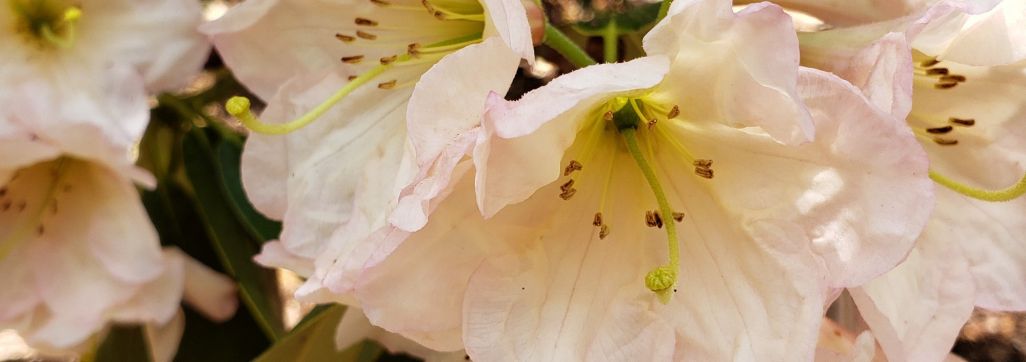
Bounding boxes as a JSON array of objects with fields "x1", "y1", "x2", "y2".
[
  {"x1": 225, "y1": 0, "x2": 490, "y2": 135},
  {"x1": 9, "y1": 0, "x2": 82, "y2": 48},
  {"x1": 0, "y1": 157, "x2": 71, "y2": 261},
  {"x1": 558, "y1": 96, "x2": 714, "y2": 303}
]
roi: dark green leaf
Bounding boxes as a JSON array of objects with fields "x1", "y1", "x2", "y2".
[
  {"x1": 255, "y1": 305, "x2": 385, "y2": 362},
  {"x1": 93, "y1": 325, "x2": 151, "y2": 362},
  {"x1": 573, "y1": 2, "x2": 661, "y2": 35},
  {"x1": 182, "y1": 128, "x2": 285, "y2": 341}
]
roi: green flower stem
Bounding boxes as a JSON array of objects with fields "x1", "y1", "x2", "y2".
[
  {"x1": 543, "y1": 24, "x2": 597, "y2": 68},
  {"x1": 602, "y1": 19, "x2": 618, "y2": 63}
]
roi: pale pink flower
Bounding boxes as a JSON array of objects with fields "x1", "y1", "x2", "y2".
[
  {"x1": 349, "y1": 0, "x2": 934, "y2": 359},
  {"x1": 779, "y1": 1, "x2": 1026, "y2": 360},
  {"x1": 203, "y1": 0, "x2": 535, "y2": 301}
]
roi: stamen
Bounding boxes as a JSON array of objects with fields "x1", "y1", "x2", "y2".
[
  {"x1": 377, "y1": 80, "x2": 398, "y2": 89},
  {"x1": 599, "y1": 224, "x2": 610, "y2": 239},
  {"x1": 950, "y1": 118, "x2": 975, "y2": 126},
  {"x1": 380, "y1": 55, "x2": 398, "y2": 65},
  {"x1": 341, "y1": 55, "x2": 365, "y2": 64},
  {"x1": 371, "y1": 0, "x2": 390, "y2": 5},
  {"x1": 926, "y1": 126, "x2": 953, "y2": 134},
  {"x1": 919, "y1": 58, "x2": 940, "y2": 67},
  {"x1": 356, "y1": 30, "x2": 377, "y2": 40},
  {"x1": 225, "y1": 59, "x2": 397, "y2": 135},
  {"x1": 335, "y1": 33, "x2": 355, "y2": 42},
  {"x1": 666, "y1": 105, "x2": 680, "y2": 119},
  {"x1": 645, "y1": 210, "x2": 664, "y2": 228},
  {"x1": 593, "y1": 212, "x2": 603, "y2": 226},
  {"x1": 672, "y1": 212, "x2": 685, "y2": 222},
  {"x1": 935, "y1": 82, "x2": 959, "y2": 89},
  {"x1": 930, "y1": 170, "x2": 1026, "y2": 202},
  {"x1": 563, "y1": 160, "x2": 583, "y2": 176},
  {"x1": 693, "y1": 159, "x2": 714, "y2": 179},
  {"x1": 559, "y1": 188, "x2": 577, "y2": 200},
  {"x1": 355, "y1": 17, "x2": 379, "y2": 26},
  {"x1": 940, "y1": 75, "x2": 966, "y2": 83},
  {"x1": 932, "y1": 137, "x2": 958, "y2": 146}
]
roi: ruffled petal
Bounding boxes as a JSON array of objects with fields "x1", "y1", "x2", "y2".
[{"x1": 644, "y1": 0, "x2": 814, "y2": 144}]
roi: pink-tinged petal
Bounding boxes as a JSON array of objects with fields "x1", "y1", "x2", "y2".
[
  {"x1": 110, "y1": 249, "x2": 187, "y2": 325},
  {"x1": 800, "y1": 32, "x2": 914, "y2": 119},
  {"x1": 644, "y1": 0, "x2": 814, "y2": 145},
  {"x1": 28, "y1": 312, "x2": 105, "y2": 350},
  {"x1": 180, "y1": 249, "x2": 238, "y2": 322},
  {"x1": 480, "y1": 0, "x2": 535, "y2": 60},
  {"x1": 356, "y1": 174, "x2": 494, "y2": 352},
  {"x1": 924, "y1": 0, "x2": 1026, "y2": 65},
  {"x1": 83, "y1": 0, "x2": 210, "y2": 92},
  {"x1": 740, "y1": 0, "x2": 922, "y2": 26},
  {"x1": 475, "y1": 56, "x2": 669, "y2": 217},
  {"x1": 814, "y1": 318, "x2": 877, "y2": 361},
  {"x1": 254, "y1": 240, "x2": 315, "y2": 276},
  {"x1": 0, "y1": 248, "x2": 41, "y2": 323},
  {"x1": 407, "y1": 38, "x2": 519, "y2": 168},
  {"x1": 336, "y1": 307, "x2": 465, "y2": 361},
  {"x1": 849, "y1": 230, "x2": 975, "y2": 362},
  {"x1": 240, "y1": 66, "x2": 416, "y2": 259}
]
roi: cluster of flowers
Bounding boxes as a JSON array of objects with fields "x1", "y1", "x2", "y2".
[
  {"x1": 206, "y1": 0, "x2": 1026, "y2": 359},
  {"x1": 0, "y1": 0, "x2": 237, "y2": 359},
  {"x1": 1, "y1": 0, "x2": 1023, "y2": 360}
]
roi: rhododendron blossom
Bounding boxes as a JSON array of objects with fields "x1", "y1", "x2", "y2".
[
  {"x1": 346, "y1": 0, "x2": 935, "y2": 359},
  {"x1": 204, "y1": 0, "x2": 536, "y2": 302}
]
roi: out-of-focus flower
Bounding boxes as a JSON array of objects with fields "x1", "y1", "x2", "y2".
[
  {"x1": 202, "y1": 0, "x2": 536, "y2": 302},
  {"x1": 336, "y1": 307, "x2": 467, "y2": 362},
  {"x1": 1, "y1": 0, "x2": 210, "y2": 93},
  {"x1": 349, "y1": 0, "x2": 934, "y2": 359},
  {"x1": 779, "y1": 1, "x2": 1026, "y2": 360},
  {"x1": 0, "y1": 72, "x2": 237, "y2": 354}
]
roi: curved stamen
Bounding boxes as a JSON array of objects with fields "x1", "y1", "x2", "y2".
[
  {"x1": 226, "y1": 61, "x2": 395, "y2": 135},
  {"x1": 39, "y1": 6, "x2": 81, "y2": 48},
  {"x1": 930, "y1": 170, "x2": 1026, "y2": 202}
]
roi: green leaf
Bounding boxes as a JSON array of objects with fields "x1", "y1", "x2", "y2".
[
  {"x1": 92, "y1": 325, "x2": 152, "y2": 362},
  {"x1": 182, "y1": 128, "x2": 285, "y2": 341},
  {"x1": 573, "y1": 2, "x2": 661, "y2": 35},
  {"x1": 255, "y1": 305, "x2": 385, "y2": 362},
  {"x1": 216, "y1": 140, "x2": 282, "y2": 243}
]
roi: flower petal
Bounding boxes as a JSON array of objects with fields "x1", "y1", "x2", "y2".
[
  {"x1": 848, "y1": 229, "x2": 975, "y2": 362},
  {"x1": 110, "y1": 249, "x2": 187, "y2": 325},
  {"x1": 180, "y1": 249, "x2": 238, "y2": 322},
  {"x1": 644, "y1": 0, "x2": 814, "y2": 145},
  {"x1": 475, "y1": 56, "x2": 669, "y2": 217}
]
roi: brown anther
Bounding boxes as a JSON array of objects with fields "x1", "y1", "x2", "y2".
[
  {"x1": 560, "y1": 179, "x2": 575, "y2": 192},
  {"x1": 603, "y1": 111, "x2": 614, "y2": 121},
  {"x1": 647, "y1": 119, "x2": 658, "y2": 129},
  {"x1": 37, "y1": 225, "x2": 44, "y2": 236},
  {"x1": 695, "y1": 167, "x2": 714, "y2": 179},
  {"x1": 433, "y1": 11, "x2": 447, "y2": 20},
  {"x1": 1, "y1": 201, "x2": 10, "y2": 211},
  {"x1": 17, "y1": 201, "x2": 26, "y2": 212},
  {"x1": 377, "y1": 80, "x2": 398, "y2": 89},
  {"x1": 341, "y1": 55, "x2": 364, "y2": 64},
  {"x1": 672, "y1": 212, "x2": 685, "y2": 222},
  {"x1": 935, "y1": 82, "x2": 959, "y2": 89},
  {"x1": 940, "y1": 75, "x2": 966, "y2": 83},
  {"x1": 355, "y1": 17, "x2": 378, "y2": 26},
  {"x1": 593, "y1": 212, "x2": 603, "y2": 226},
  {"x1": 933, "y1": 137, "x2": 959, "y2": 146},
  {"x1": 370, "y1": 0, "x2": 390, "y2": 5},
  {"x1": 599, "y1": 224, "x2": 610, "y2": 239},
  {"x1": 0, "y1": 187, "x2": 6, "y2": 197},
  {"x1": 920, "y1": 58, "x2": 940, "y2": 67},
  {"x1": 421, "y1": 0, "x2": 435, "y2": 11},
  {"x1": 925, "y1": 68, "x2": 949, "y2": 76},
  {"x1": 667, "y1": 105, "x2": 680, "y2": 119},
  {"x1": 348, "y1": 75, "x2": 358, "y2": 81},
  {"x1": 563, "y1": 160, "x2": 583, "y2": 176},
  {"x1": 335, "y1": 33, "x2": 355, "y2": 42},
  {"x1": 693, "y1": 159, "x2": 713, "y2": 168},
  {"x1": 356, "y1": 30, "x2": 377, "y2": 40},
  {"x1": 380, "y1": 55, "x2": 398, "y2": 65},
  {"x1": 645, "y1": 210, "x2": 663, "y2": 228},
  {"x1": 926, "y1": 125, "x2": 953, "y2": 134},
  {"x1": 950, "y1": 118, "x2": 975, "y2": 126},
  {"x1": 559, "y1": 188, "x2": 577, "y2": 200}
]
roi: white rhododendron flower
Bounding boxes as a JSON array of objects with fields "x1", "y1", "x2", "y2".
[
  {"x1": 775, "y1": 0, "x2": 1026, "y2": 360},
  {"x1": 202, "y1": 0, "x2": 536, "y2": 301},
  {"x1": 0, "y1": 71, "x2": 237, "y2": 352},
  {"x1": 346, "y1": 0, "x2": 934, "y2": 359}
]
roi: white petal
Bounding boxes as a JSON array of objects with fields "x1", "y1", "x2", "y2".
[
  {"x1": 145, "y1": 310, "x2": 185, "y2": 362},
  {"x1": 480, "y1": 0, "x2": 535, "y2": 60},
  {"x1": 110, "y1": 249, "x2": 187, "y2": 325},
  {"x1": 645, "y1": 0, "x2": 814, "y2": 144},
  {"x1": 254, "y1": 240, "x2": 315, "y2": 276},
  {"x1": 848, "y1": 229, "x2": 975, "y2": 362},
  {"x1": 180, "y1": 249, "x2": 238, "y2": 322}
]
